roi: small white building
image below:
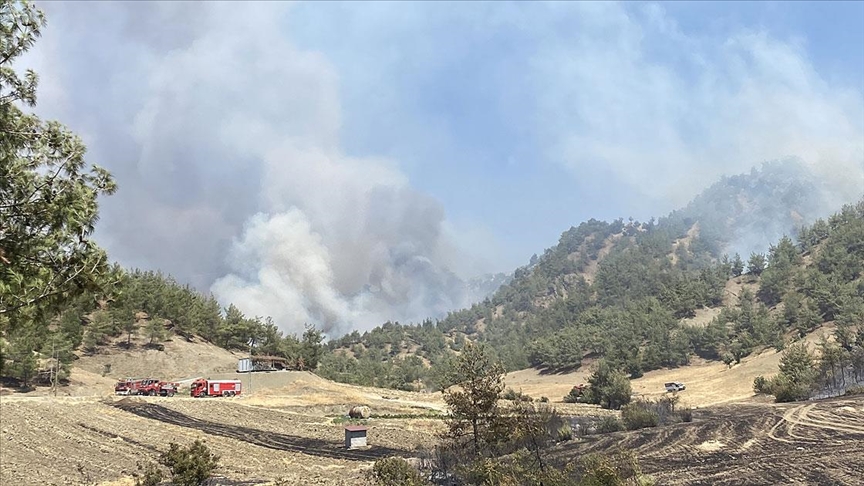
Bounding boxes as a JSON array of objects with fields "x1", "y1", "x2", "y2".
[{"x1": 344, "y1": 425, "x2": 368, "y2": 449}]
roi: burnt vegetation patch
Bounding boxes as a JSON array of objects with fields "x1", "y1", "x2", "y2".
[{"x1": 110, "y1": 400, "x2": 406, "y2": 462}]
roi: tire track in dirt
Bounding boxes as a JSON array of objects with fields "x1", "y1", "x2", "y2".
[
  {"x1": 796, "y1": 405, "x2": 864, "y2": 434},
  {"x1": 769, "y1": 402, "x2": 864, "y2": 443},
  {"x1": 110, "y1": 399, "x2": 407, "y2": 462},
  {"x1": 553, "y1": 397, "x2": 864, "y2": 485}
]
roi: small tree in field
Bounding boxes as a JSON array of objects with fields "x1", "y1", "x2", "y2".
[
  {"x1": 158, "y1": 440, "x2": 219, "y2": 486},
  {"x1": 758, "y1": 342, "x2": 818, "y2": 402},
  {"x1": 442, "y1": 343, "x2": 506, "y2": 457},
  {"x1": 583, "y1": 360, "x2": 632, "y2": 410}
]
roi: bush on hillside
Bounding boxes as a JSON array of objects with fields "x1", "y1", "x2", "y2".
[
  {"x1": 134, "y1": 461, "x2": 163, "y2": 486},
  {"x1": 158, "y1": 440, "x2": 219, "y2": 486},
  {"x1": 578, "y1": 449, "x2": 655, "y2": 486},
  {"x1": 753, "y1": 375, "x2": 770, "y2": 394},
  {"x1": 621, "y1": 403, "x2": 659, "y2": 430},
  {"x1": 596, "y1": 416, "x2": 625, "y2": 433},
  {"x1": 583, "y1": 361, "x2": 632, "y2": 410},
  {"x1": 502, "y1": 388, "x2": 532, "y2": 401},
  {"x1": 370, "y1": 457, "x2": 430, "y2": 486}
]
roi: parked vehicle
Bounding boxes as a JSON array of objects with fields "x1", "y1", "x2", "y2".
[
  {"x1": 665, "y1": 382, "x2": 686, "y2": 392},
  {"x1": 114, "y1": 378, "x2": 138, "y2": 395},
  {"x1": 158, "y1": 381, "x2": 180, "y2": 397},
  {"x1": 114, "y1": 378, "x2": 179, "y2": 396},
  {"x1": 131, "y1": 378, "x2": 163, "y2": 396},
  {"x1": 190, "y1": 378, "x2": 242, "y2": 398}
]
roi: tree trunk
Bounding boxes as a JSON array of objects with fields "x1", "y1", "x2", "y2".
[{"x1": 472, "y1": 418, "x2": 479, "y2": 456}]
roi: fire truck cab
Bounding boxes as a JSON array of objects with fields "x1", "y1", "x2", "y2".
[
  {"x1": 114, "y1": 378, "x2": 137, "y2": 395},
  {"x1": 133, "y1": 378, "x2": 163, "y2": 396},
  {"x1": 190, "y1": 379, "x2": 242, "y2": 398}
]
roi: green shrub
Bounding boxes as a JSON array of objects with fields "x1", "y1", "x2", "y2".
[
  {"x1": 753, "y1": 375, "x2": 770, "y2": 394},
  {"x1": 578, "y1": 450, "x2": 655, "y2": 486},
  {"x1": 556, "y1": 420, "x2": 573, "y2": 441},
  {"x1": 563, "y1": 388, "x2": 581, "y2": 403},
  {"x1": 134, "y1": 461, "x2": 163, "y2": 486},
  {"x1": 502, "y1": 388, "x2": 532, "y2": 402},
  {"x1": 844, "y1": 385, "x2": 864, "y2": 396},
  {"x1": 158, "y1": 440, "x2": 219, "y2": 486},
  {"x1": 369, "y1": 457, "x2": 429, "y2": 486},
  {"x1": 596, "y1": 416, "x2": 624, "y2": 433},
  {"x1": 621, "y1": 403, "x2": 659, "y2": 430},
  {"x1": 769, "y1": 375, "x2": 810, "y2": 403}
]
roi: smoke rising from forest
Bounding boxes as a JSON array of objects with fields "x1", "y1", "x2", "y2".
[{"x1": 21, "y1": 2, "x2": 864, "y2": 336}]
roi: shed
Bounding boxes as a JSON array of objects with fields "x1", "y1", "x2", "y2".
[{"x1": 344, "y1": 425, "x2": 368, "y2": 449}]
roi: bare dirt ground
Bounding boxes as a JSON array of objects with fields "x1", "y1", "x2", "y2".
[
  {"x1": 0, "y1": 377, "x2": 446, "y2": 486},
  {"x1": 554, "y1": 396, "x2": 864, "y2": 485}
]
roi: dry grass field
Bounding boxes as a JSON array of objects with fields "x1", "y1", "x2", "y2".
[{"x1": 1, "y1": 326, "x2": 860, "y2": 485}]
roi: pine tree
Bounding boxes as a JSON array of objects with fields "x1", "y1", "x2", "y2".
[
  {"x1": 1, "y1": 1, "x2": 117, "y2": 320},
  {"x1": 747, "y1": 252, "x2": 766, "y2": 276},
  {"x1": 442, "y1": 343, "x2": 506, "y2": 457}
]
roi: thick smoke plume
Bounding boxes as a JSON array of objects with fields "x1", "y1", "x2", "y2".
[
  {"x1": 23, "y1": 2, "x2": 495, "y2": 336},
  {"x1": 211, "y1": 143, "x2": 487, "y2": 335}
]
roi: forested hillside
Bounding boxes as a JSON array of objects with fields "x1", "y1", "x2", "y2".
[
  {"x1": 318, "y1": 195, "x2": 864, "y2": 392},
  {"x1": 0, "y1": 268, "x2": 326, "y2": 387}
]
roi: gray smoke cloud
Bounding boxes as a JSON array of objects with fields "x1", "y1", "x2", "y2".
[
  {"x1": 19, "y1": 2, "x2": 863, "y2": 336},
  {"x1": 24, "y1": 2, "x2": 495, "y2": 336}
]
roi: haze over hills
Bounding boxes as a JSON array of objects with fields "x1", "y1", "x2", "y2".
[
  {"x1": 669, "y1": 159, "x2": 853, "y2": 260},
  {"x1": 318, "y1": 163, "x2": 864, "y2": 391}
]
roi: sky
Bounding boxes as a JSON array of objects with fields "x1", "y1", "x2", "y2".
[{"x1": 18, "y1": 1, "x2": 864, "y2": 336}]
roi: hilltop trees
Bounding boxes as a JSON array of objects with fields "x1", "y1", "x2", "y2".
[
  {"x1": 730, "y1": 253, "x2": 745, "y2": 277},
  {"x1": 747, "y1": 252, "x2": 766, "y2": 276},
  {"x1": 759, "y1": 237, "x2": 802, "y2": 305},
  {"x1": 319, "y1": 198, "x2": 864, "y2": 395}
]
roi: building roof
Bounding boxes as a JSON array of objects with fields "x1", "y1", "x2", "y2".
[
  {"x1": 251, "y1": 355, "x2": 290, "y2": 363},
  {"x1": 344, "y1": 425, "x2": 368, "y2": 432}
]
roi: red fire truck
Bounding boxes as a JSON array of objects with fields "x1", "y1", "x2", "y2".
[
  {"x1": 114, "y1": 378, "x2": 138, "y2": 395},
  {"x1": 190, "y1": 378, "x2": 242, "y2": 398},
  {"x1": 114, "y1": 378, "x2": 179, "y2": 396},
  {"x1": 132, "y1": 378, "x2": 164, "y2": 396}
]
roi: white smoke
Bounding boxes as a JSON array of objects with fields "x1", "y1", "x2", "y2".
[
  {"x1": 211, "y1": 143, "x2": 475, "y2": 335},
  {"x1": 528, "y1": 4, "x2": 864, "y2": 210}
]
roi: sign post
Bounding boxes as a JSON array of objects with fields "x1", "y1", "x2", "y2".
[{"x1": 247, "y1": 338, "x2": 256, "y2": 396}]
